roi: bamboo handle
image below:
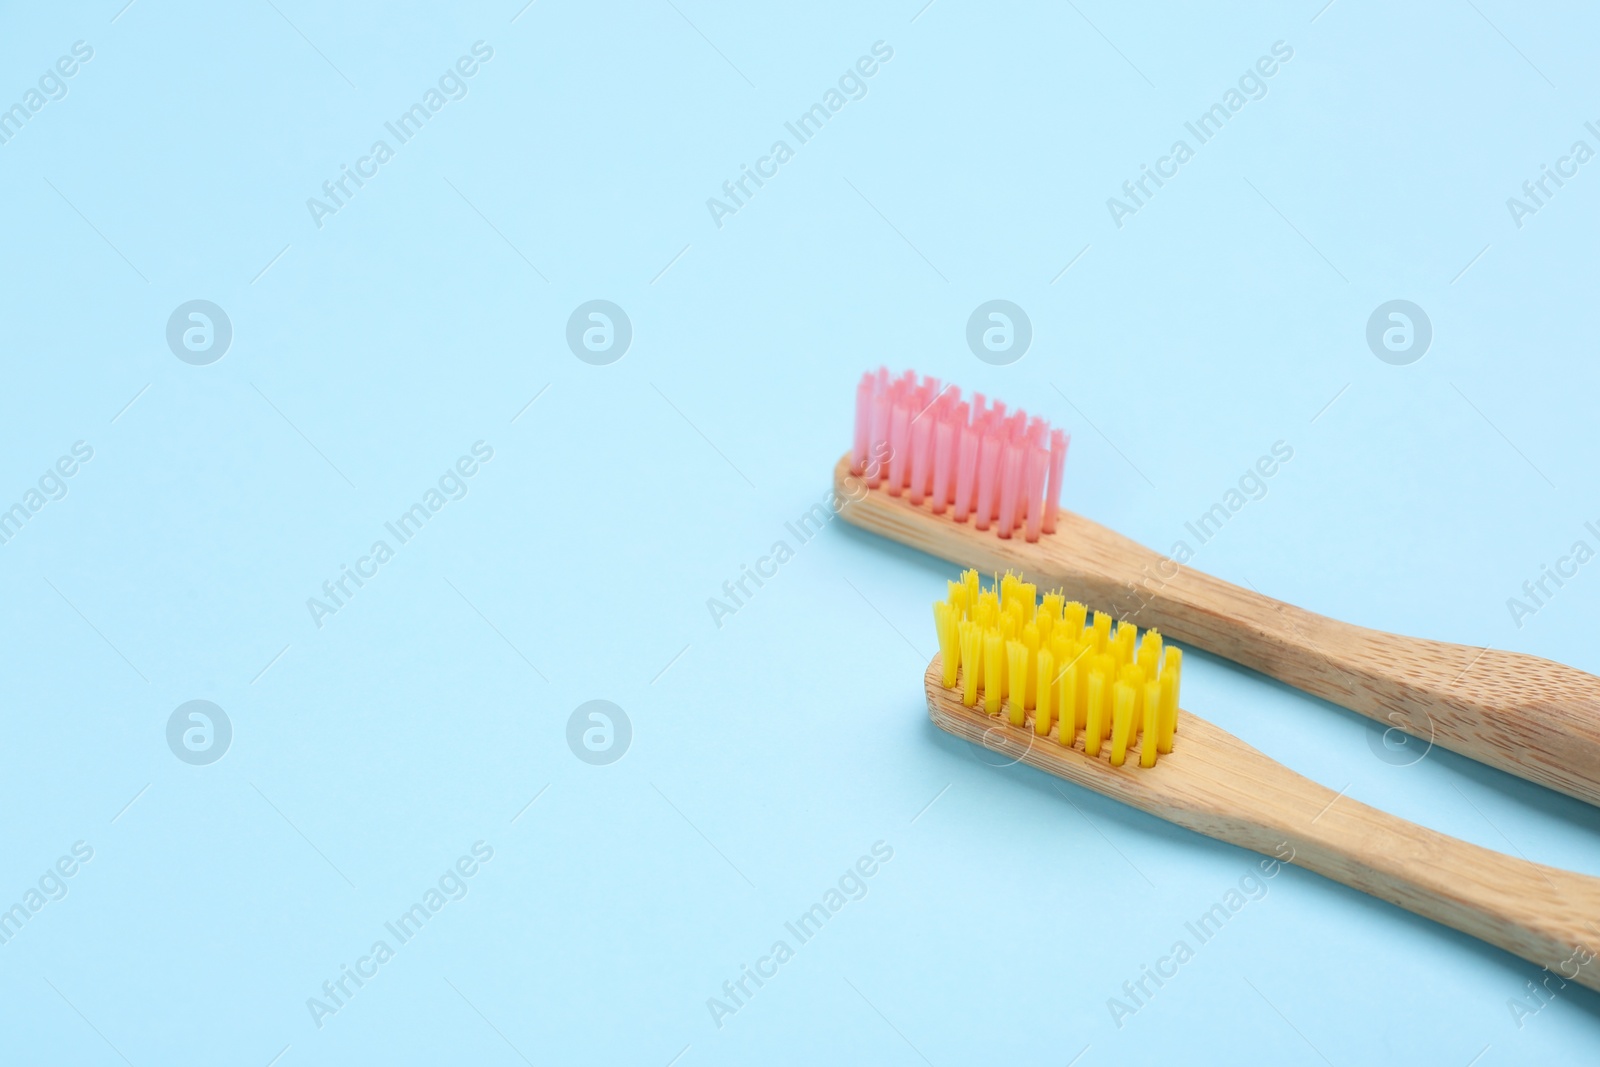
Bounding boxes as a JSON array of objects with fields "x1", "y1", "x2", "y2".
[
  {"x1": 1276, "y1": 783, "x2": 1600, "y2": 991},
  {"x1": 923, "y1": 659, "x2": 1600, "y2": 991},
  {"x1": 840, "y1": 454, "x2": 1600, "y2": 807},
  {"x1": 1120, "y1": 547, "x2": 1600, "y2": 809},
  {"x1": 1154, "y1": 696, "x2": 1600, "y2": 988}
]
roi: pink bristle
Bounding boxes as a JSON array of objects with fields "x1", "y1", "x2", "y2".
[
  {"x1": 934, "y1": 386, "x2": 960, "y2": 464},
  {"x1": 887, "y1": 389, "x2": 911, "y2": 496},
  {"x1": 850, "y1": 370, "x2": 1071, "y2": 543},
  {"x1": 920, "y1": 379, "x2": 950, "y2": 500},
  {"x1": 992, "y1": 413, "x2": 1020, "y2": 524},
  {"x1": 1023, "y1": 443, "x2": 1047, "y2": 542},
  {"x1": 908, "y1": 405, "x2": 933, "y2": 506},
  {"x1": 1006, "y1": 410, "x2": 1029, "y2": 448},
  {"x1": 1017, "y1": 420, "x2": 1048, "y2": 535},
  {"x1": 996, "y1": 442, "x2": 1023, "y2": 539},
  {"x1": 930, "y1": 409, "x2": 956, "y2": 514},
  {"x1": 973, "y1": 428, "x2": 1001, "y2": 531},
  {"x1": 1043, "y1": 429, "x2": 1068, "y2": 533},
  {"x1": 866, "y1": 379, "x2": 891, "y2": 487},
  {"x1": 975, "y1": 414, "x2": 995, "y2": 523},
  {"x1": 993, "y1": 417, "x2": 1019, "y2": 523},
  {"x1": 851, "y1": 373, "x2": 872, "y2": 475},
  {"x1": 953, "y1": 415, "x2": 979, "y2": 522},
  {"x1": 906, "y1": 381, "x2": 924, "y2": 413},
  {"x1": 942, "y1": 396, "x2": 967, "y2": 507}
]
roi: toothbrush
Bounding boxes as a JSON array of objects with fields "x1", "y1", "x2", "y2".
[
  {"x1": 924, "y1": 572, "x2": 1600, "y2": 990},
  {"x1": 840, "y1": 369, "x2": 1600, "y2": 807}
]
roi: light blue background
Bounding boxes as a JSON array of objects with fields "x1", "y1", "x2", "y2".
[{"x1": 3, "y1": 1, "x2": 1598, "y2": 1063}]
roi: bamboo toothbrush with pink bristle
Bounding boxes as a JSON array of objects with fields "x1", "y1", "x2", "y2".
[
  {"x1": 924, "y1": 570, "x2": 1600, "y2": 991},
  {"x1": 837, "y1": 368, "x2": 1600, "y2": 807}
]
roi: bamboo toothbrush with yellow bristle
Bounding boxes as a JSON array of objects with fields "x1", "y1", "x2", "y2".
[
  {"x1": 840, "y1": 369, "x2": 1600, "y2": 807},
  {"x1": 928, "y1": 570, "x2": 1600, "y2": 988}
]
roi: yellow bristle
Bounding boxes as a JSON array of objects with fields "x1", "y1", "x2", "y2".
[
  {"x1": 1110, "y1": 680, "x2": 1135, "y2": 767},
  {"x1": 1055, "y1": 640, "x2": 1078, "y2": 714},
  {"x1": 1040, "y1": 592, "x2": 1064, "y2": 625},
  {"x1": 1022, "y1": 622, "x2": 1040, "y2": 708},
  {"x1": 984, "y1": 630, "x2": 1005, "y2": 716},
  {"x1": 1048, "y1": 636, "x2": 1065, "y2": 678},
  {"x1": 1069, "y1": 645, "x2": 1090, "y2": 731},
  {"x1": 1048, "y1": 632, "x2": 1073, "y2": 674},
  {"x1": 927, "y1": 573, "x2": 1176, "y2": 769},
  {"x1": 1085, "y1": 668, "x2": 1107, "y2": 756},
  {"x1": 1157, "y1": 670, "x2": 1176, "y2": 752},
  {"x1": 1094, "y1": 655, "x2": 1116, "y2": 738},
  {"x1": 1009, "y1": 596, "x2": 1027, "y2": 625},
  {"x1": 1141, "y1": 677, "x2": 1161, "y2": 767},
  {"x1": 1035, "y1": 607, "x2": 1054, "y2": 647},
  {"x1": 1057, "y1": 659, "x2": 1079, "y2": 746},
  {"x1": 933, "y1": 602, "x2": 961, "y2": 687},
  {"x1": 976, "y1": 590, "x2": 999, "y2": 628},
  {"x1": 1006, "y1": 640, "x2": 1028, "y2": 726},
  {"x1": 1119, "y1": 663, "x2": 1144, "y2": 734},
  {"x1": 1091, "y1": 611, "x2": 1112, "y2": 652},
  {"x1": 1138, "y1": 628, "x2": 1163, "y2": 679},
  {"x1": 958, "y1": 621, "x2": 982, "y2": 706},
  {"x1": 950, "y1": 581, "x2": 971, "y2": 622},
  {"x1": 1113, "y1": 621, "x2": 1137, "y2": 667},
  {"x1": 1034, "y1": 648, "x2": 1054, "y2": 736},
  {"x1": 1048, "y1": 635, "x2": 1074, "y2": 724},
  {"x1": 1160, "y1": 646, "x2": 1182, "y2": 747}
]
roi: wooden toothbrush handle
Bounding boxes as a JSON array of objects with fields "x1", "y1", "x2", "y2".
[
  {"x1": 1224, "y1": 763, "x2": 1600, "y2": 993},
  {"x1": 922, "y1": 661, "x2": 1600, "y2": 989},
  {"x1": 1057, "y1": 512, "x2": 1600, "y2": 810},
  {"x1": 836, "y1": 454, "x2": 1600, "y2": 807}
]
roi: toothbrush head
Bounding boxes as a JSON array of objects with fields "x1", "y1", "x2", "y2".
[
  {"x1": 930, "y1": 569, "x2": 1182, "y2": 768},
  {"x1": 852, "y1": 369, "x2": 1069, "y2": 542}
]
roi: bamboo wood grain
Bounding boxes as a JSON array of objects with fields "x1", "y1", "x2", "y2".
[
  {"x1": 838, "y1": 453, "x2": 1600, "y2": 808},
  {"x1": 923, "y1": 656, "x2": 1600, "y2": 990}
]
